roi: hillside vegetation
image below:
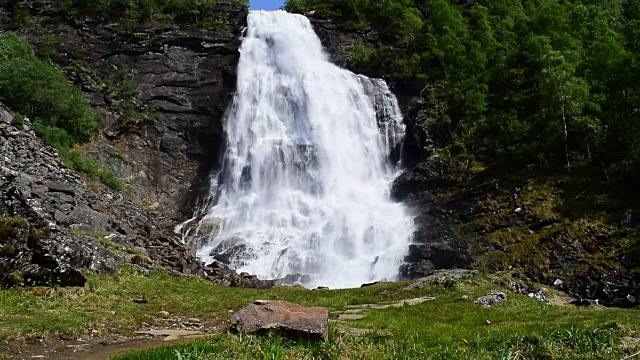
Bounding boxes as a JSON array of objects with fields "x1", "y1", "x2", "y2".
[
  {"x1": 287, "y1": 0, "x2": 640, "y2": 170},
  {"x1": 286, "y1": 0, "x2": 640, "y2": 305}
]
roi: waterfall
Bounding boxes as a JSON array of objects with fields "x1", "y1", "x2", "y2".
[{"x1": 190, "y1": 10, "x2": 414, "y2": 289}]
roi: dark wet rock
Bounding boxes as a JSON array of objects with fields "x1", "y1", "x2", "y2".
[
  {"x1": 399, "y1": 192, "x2": 471, "y2": 280},
  {"x1": 230, "y1": 301, "x2": 329, "y2": 339},
  {"x1": 203, "y1": 261, "x2": 277, "y2": 289},
  {"x1": 621, "y1": 210, "x2": 640, "y2": 229},
  {"x1": 475, "y1": 290, "x2": 508, "y2": 308},
  {"x1": 391, "y1": 159, "x2": 459, "y2": 201},
  {"x1": 572, "y1": 298, "x2": 601, "y2": 307}
]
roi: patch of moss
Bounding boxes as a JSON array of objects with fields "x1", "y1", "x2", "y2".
[{"x1": 453, "y1": 165, "x2": 638, "y2": 295}]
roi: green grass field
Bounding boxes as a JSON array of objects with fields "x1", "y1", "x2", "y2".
[{"x1": 0, "y1": 267, "x2": 638, "y2": 359}]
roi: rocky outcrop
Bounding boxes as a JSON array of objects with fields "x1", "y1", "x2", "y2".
[
  {"x1": 0, "y1": 102, "x2": 243, "y2": 286},
  {"x1": 1, "y1": 1, "x2": 248, "y2": 221},
  {"x1": 230, "y1": 301, "x2": 329, "y2": 340}
]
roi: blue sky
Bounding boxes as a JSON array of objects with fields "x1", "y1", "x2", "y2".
[{"x1": 250, "y1": 0, "x2": 284, "y2": 10}]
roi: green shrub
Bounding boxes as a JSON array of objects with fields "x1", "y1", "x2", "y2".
[
  {"x1": 11, "y1": 113, "x2": 24, "y2": 128},
  {"x1": 99, "y1": 168, "x2": 124, "y2": 191},
  {"x1": 0, "y1": 33, "x2": 122, "y2": 190},
  {"x1": 0, "y1": 33, "x2": 97, "y2": 144},
  {"x1": 62, "y1": 148, "x2": 124, "y2": 191}
]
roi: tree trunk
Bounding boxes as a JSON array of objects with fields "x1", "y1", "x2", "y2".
[{"x1": 561, "y1": 101, "x2": 570, "y2": 172}]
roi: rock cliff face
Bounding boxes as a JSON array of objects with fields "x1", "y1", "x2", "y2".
[{"x1": 1, "y1": 1, "x2": 248, "y2": 221}]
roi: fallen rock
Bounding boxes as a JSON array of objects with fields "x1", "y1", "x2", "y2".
[
  {"x1": 475, "y1": 290, "x2": 508, "y2": 308},
  {"x1": 230, "y1": 301, "x2": 328, "y2": 340}
]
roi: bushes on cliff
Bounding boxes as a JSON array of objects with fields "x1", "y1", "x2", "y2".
[
  {"x1": 0, "y1": 32, "x2": 97, "y2": 144},
  {"x1": 0, "y1": 33, "x2": 123, "y2": 191}
]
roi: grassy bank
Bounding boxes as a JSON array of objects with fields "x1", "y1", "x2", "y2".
[{"x1": 0, "y1": 267, "x2": 638, "y2": 359}]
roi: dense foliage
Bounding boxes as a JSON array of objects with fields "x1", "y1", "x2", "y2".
[
  {"x1": 0, "y1": 32, "x2": 97, "y2": 143},
  {"x1": 286, "y1": 0, "x2": 640, "y2": 171},
  {"x1": 0, "y1": 33, "x2": 122, "y2": 191}
]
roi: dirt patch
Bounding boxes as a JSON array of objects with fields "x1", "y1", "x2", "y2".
[
  {"x1": 5, "y1": 336, "x2": 191, "y2": 360},
  {"x1": 2, "y1": 317, "x2": 224, "y2": 360}
]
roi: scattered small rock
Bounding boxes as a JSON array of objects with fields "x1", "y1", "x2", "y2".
[
  {"x1": 475, "y1": 290, "x2": 508, "y2": 308},
  {"x1": 505, "y1": 280, "x2": 548, "y2": 303},
  {"x1": 132, "y1": 296, "x2": 149, "y2": 304}
]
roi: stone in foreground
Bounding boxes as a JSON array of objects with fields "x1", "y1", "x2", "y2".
[{"x1": 230, "y1": 301, "x2": 328, "y2": 339}]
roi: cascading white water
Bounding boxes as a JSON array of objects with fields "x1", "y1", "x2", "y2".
[{"x1": 192, "y1": 10, "x2": 414, "y2": 288}]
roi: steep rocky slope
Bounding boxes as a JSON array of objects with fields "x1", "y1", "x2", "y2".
[
  {"x1": 1, "y1": 101, "x2": 278, "y2": 288},
  {"x1": 1, "y1": 1, "x2": 247, "y2": 221}
]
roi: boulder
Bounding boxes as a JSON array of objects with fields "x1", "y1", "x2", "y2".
[
  {"x1": 66, "y1": 207, "x2": 110, "y2": 232},
  {"x1": 230, "y1": 301, "x2": 329, "y2": 340}
]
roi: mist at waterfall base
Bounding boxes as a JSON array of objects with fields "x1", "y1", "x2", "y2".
[{"x1": 192, "y1": 11, "x2": 415, "y2": 289}]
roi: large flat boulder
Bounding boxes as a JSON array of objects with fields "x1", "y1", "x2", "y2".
[{"x1": 230, "y1": 301, "x2": 328, "y2": 340}]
